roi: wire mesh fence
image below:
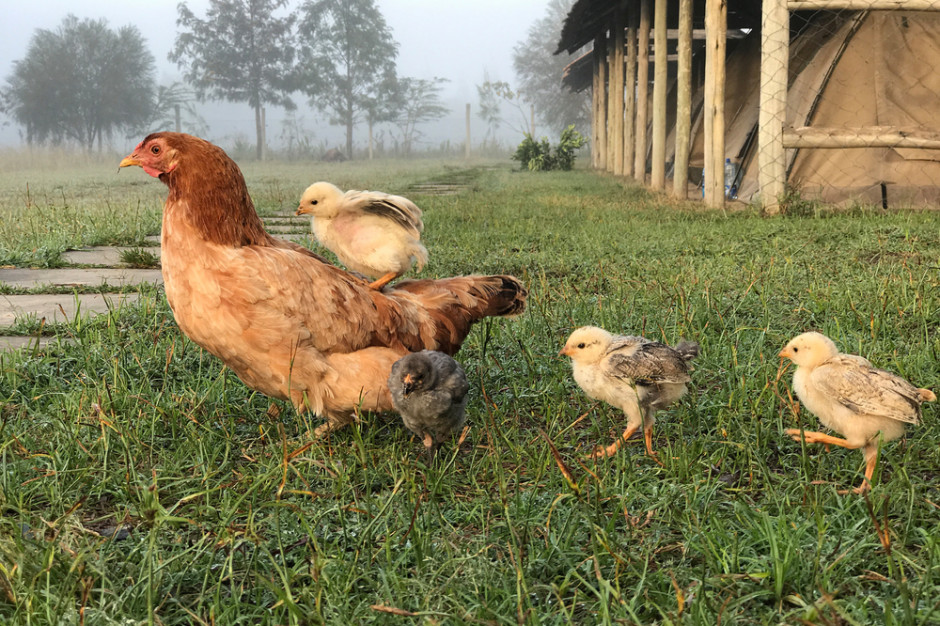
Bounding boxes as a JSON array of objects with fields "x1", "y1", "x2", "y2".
[{"x1": 757, "y1": 1, "x2": 940, "y2": 211}]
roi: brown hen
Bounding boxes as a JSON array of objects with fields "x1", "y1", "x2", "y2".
[{"x1": 120, "y1": 132, "x2": 526, "y2": 435}]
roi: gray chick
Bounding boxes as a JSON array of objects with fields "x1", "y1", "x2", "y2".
[{"x1": 388, "y1": 350, "x2": 469, "y2": 458}]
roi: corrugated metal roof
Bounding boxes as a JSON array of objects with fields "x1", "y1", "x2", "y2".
[{"x1": 555, "y1": 0, "x2": 763, "y2": 55}]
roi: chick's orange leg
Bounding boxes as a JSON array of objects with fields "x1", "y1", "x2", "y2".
[
  {"x1": 589, "y1": 425, "x2": 638, "y2": 459},
  {"x1": 368, "y1": 272, "x2": 399, "y2": 290},
  {"x1": 853, "y1": 445, "x2": 879, "y2": 494},
  {"x1": 784, "y1": 429, "x2": 860, "y2": 450},
  {"x1": 643, "y1": 425, "x2": 665, "y2": 467}
]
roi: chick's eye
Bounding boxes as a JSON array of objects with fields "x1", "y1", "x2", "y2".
[
  {"x1": 150, "y1": 145, "x2": 160, "y2": 155},
  {"x1": 792, "y1": 347, "x2": 799, "y2": 353},
  {"x1": 311, "y1": 200, "x2": 318, "y2": 205},
  {"x1": 577, "y1": 343, "x2": 585, "y2": 349}
]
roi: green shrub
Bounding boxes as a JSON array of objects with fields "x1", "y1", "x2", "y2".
[{"x1": 511, "y1": 125, "x2": 586, "y2": 171}]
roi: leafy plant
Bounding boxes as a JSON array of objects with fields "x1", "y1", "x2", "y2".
[{"x1": 512, "y1": 125, "x2": 586, "y2": 171}]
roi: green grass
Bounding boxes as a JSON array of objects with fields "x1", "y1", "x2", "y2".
[{"x1": 1, "y1": 152, "x2": 940, "y2": 624}]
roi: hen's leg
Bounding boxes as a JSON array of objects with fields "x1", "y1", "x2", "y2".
[
  {"x1": 313, "y1": 411, "x2": 356, "y2": 438},
  {"x1": 368, "y1": 272, "x2": 399, "y2": 290}
]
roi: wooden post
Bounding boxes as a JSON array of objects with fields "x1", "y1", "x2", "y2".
[
  {"x1": 465, "y1": 103, "x2": 471, "y2": 159},
  {"x1": 703, "y1": 0, "x2": 726, "y2": 208},
  {"x1": 624, "y1": 1, "x2": 638, "y2": 178},
  {"x1": 759, "y1": 0, "x2": 789, "y2": 214},
  {"x1": 651, "y1": 0, "x2": 668, "y2": 189},
  {"x1": 592, "y1": 38, "x2": 601, "y2": 168},
  {"x1": 673, "y1": 0, "x2": 693, "y2": 198},
  {"x1": 634, "y1": 0, "x2": 650, "y2": 183},
  {"x1": 610, "y1": 5, "x2": 625, "y2": 175},
  {"x1": 596, "y1": 33, "x2": 609, "y2": 171}
]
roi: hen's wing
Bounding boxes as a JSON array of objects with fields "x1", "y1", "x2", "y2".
[
  {"x1": 603, "y1": 338, "x2": 693, "y2": 386},
  {"x1": 344, "y1": 190, "x2": 423, "y2": 237},
  {"x1": 211, "y1": 238, "x2": 523, "y2": 358},
  {"x1": 811, "y1": 355, "x2": 925, "y2": 425}
]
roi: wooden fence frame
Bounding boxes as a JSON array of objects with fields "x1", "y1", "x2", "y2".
[{"x1": 759, "y1": 0, "x2": 940, "y2": 214}]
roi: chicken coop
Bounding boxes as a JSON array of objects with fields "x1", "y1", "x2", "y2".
[{"x1": 556, "y1": 0, "x2": 940, "y2": 212}]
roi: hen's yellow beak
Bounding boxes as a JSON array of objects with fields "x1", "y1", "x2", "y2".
[{"x1": 119, "y1": 156, "x2": 141, "y2": 168}]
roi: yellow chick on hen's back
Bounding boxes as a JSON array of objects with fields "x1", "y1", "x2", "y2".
[{"x1": 297, "y1": 181, "x2": 428, "y2": 290}]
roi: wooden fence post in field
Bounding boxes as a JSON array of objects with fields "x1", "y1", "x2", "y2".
[
  {"x1": 634, "y1": 0, "x2": 651, "y2": 183},
  {"x1": 703, "y1": 0, "x2": 726, "y2": 208},
  {"x1": 759, "y1": 0, "x2": 788, "y2": 214},
  {"x1": 465, "y1": 103, "x2": 471, "y2": 159},
  {"x1": 651, "y1": 0, "x2": 668, "y2": 189},
  {"x1": 673, "y1": 0, "x2": 693, "y2": 198}
]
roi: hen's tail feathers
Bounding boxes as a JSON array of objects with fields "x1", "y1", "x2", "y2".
[
  {"x1": 395, "y1": 274, "x2": 527, "y2": 354},
  {"x1": 919, "y1": 388, "x2": 937, "y2": 403},
  {"x1": 674, "y1": 341, "x2": 700, "y2": 362}
]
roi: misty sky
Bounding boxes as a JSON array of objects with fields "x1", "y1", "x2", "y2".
[{"x1": 0, "y1": 0, "x2": 556, "y2": 148}]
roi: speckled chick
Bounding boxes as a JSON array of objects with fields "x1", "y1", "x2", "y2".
[
  {"x1": 388, "y1": 350, "x2": 469, "y2": 458},
  {"x1": 561, "y1": 326, "x2": 699, "y2": 461},
  {"x1": 780, "y1": 331, "x2": 935, "y2": 493}
]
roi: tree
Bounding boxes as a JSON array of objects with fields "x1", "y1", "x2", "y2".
[
  {"x1": 146, "y1": 82, "x2": 209, "y2": 136},
  {"x1": 297, "y1": 0, "x2": 398, "y2": 159},
  {"x1": 391, "y1": 77, "x2": 450, "y2": 156},
  {"x1": 476, "y1": 76, "x2": 529, "y2": 149},
  {"x1": 2, "y1": 15, "x2": 155, "y2": 150},
  {"x1": 513, "y1": 0, "x2": 590, "y2": 135},
  {"x1": 170, "y1": 0, "x2": 296, "y2": 160}
]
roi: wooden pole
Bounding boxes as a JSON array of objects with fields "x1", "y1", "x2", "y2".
[
  {"x1": 784, "y1": 126, "x2": 940, "y2": 149},
  {"x1": 466, "y1": 103, "x2": 471, "y2": 159},
  {"x1": 624, "y1": 1, "x2": 638, "y2": 178},
  {"x1": 596, "y1": 33, "x2": 609, "y2": 171},
  {"x1": 592, "y1": 37, "x2": 601, "y2": 168},
  {"x1": 634, "y1": 0, "x2": 650, "y2": 184},
  {"x1": 673, "y1": 0, "x2": 693, "y2": 198},
  {"x1": 703, "y1": 0, "x2": 726, "y2": 208},
  {"x1": 651, "y1": 0, "x2": 668, "y2": 189},
  {"x1": 610, "y1": 5, "x2": 625, "y2": 175},
  {"x1": 759, "y1": 0, "x2": 789, "y2": 214}
]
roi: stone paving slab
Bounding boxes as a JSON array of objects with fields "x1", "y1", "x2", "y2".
[
  {"x1": 0, "y1": 268, "x2": 163, "y2": 290},
  {"x1": 1, "y1": 293, "x2": 142, "y2": 326},
  {"x1": 144, "y1": 235, "x2": 161, "y2": 244},
  {"x1": 62, "y1": 247, "x2": 162, "y2": 266},
  {"x1": 0, "y1": 335, "x2": 64, "y2": 353}
]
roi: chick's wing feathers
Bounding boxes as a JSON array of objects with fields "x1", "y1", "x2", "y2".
[
  {"x1": 603, "y1": 338, "x2": 695, "y2": 385},
  {"x1": 345, "y1": 190, "x2": 424, "y2": 236},
  {"x1": 812, "y1": 355, "x2": 926, "y2": 425},
  {"x1": 426, "y1": 350, "x2": 470, "y2": 399}
]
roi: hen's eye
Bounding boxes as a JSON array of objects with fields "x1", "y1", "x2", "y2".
[{"x1": 577, "y1": 343, "x2": 585, "y2": 349}]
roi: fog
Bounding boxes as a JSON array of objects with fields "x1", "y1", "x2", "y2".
[{"x1": 0, "y1": 0, "x2": 551, "y2": 152}]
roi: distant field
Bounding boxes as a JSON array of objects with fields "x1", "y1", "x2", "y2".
[{"x1": 1, "y1": 151, "x2": 939, "y2": 624}]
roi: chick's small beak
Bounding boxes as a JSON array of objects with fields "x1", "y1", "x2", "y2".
[
  {"x1": 402, "y1": 373, "x2": 414, "y2": 395},
  {"x1": 559, "y1": 346, "x2": 572, "y2": 357},
  {"x1": 119, "y1": 155, "x2": 141, "y2": 168},
  {"x1": 295, "y1": 206, "x2": 307, "y2": 216},
  {"x1": 778, "y1": 347, "x2": 793, "y2": 359}
]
